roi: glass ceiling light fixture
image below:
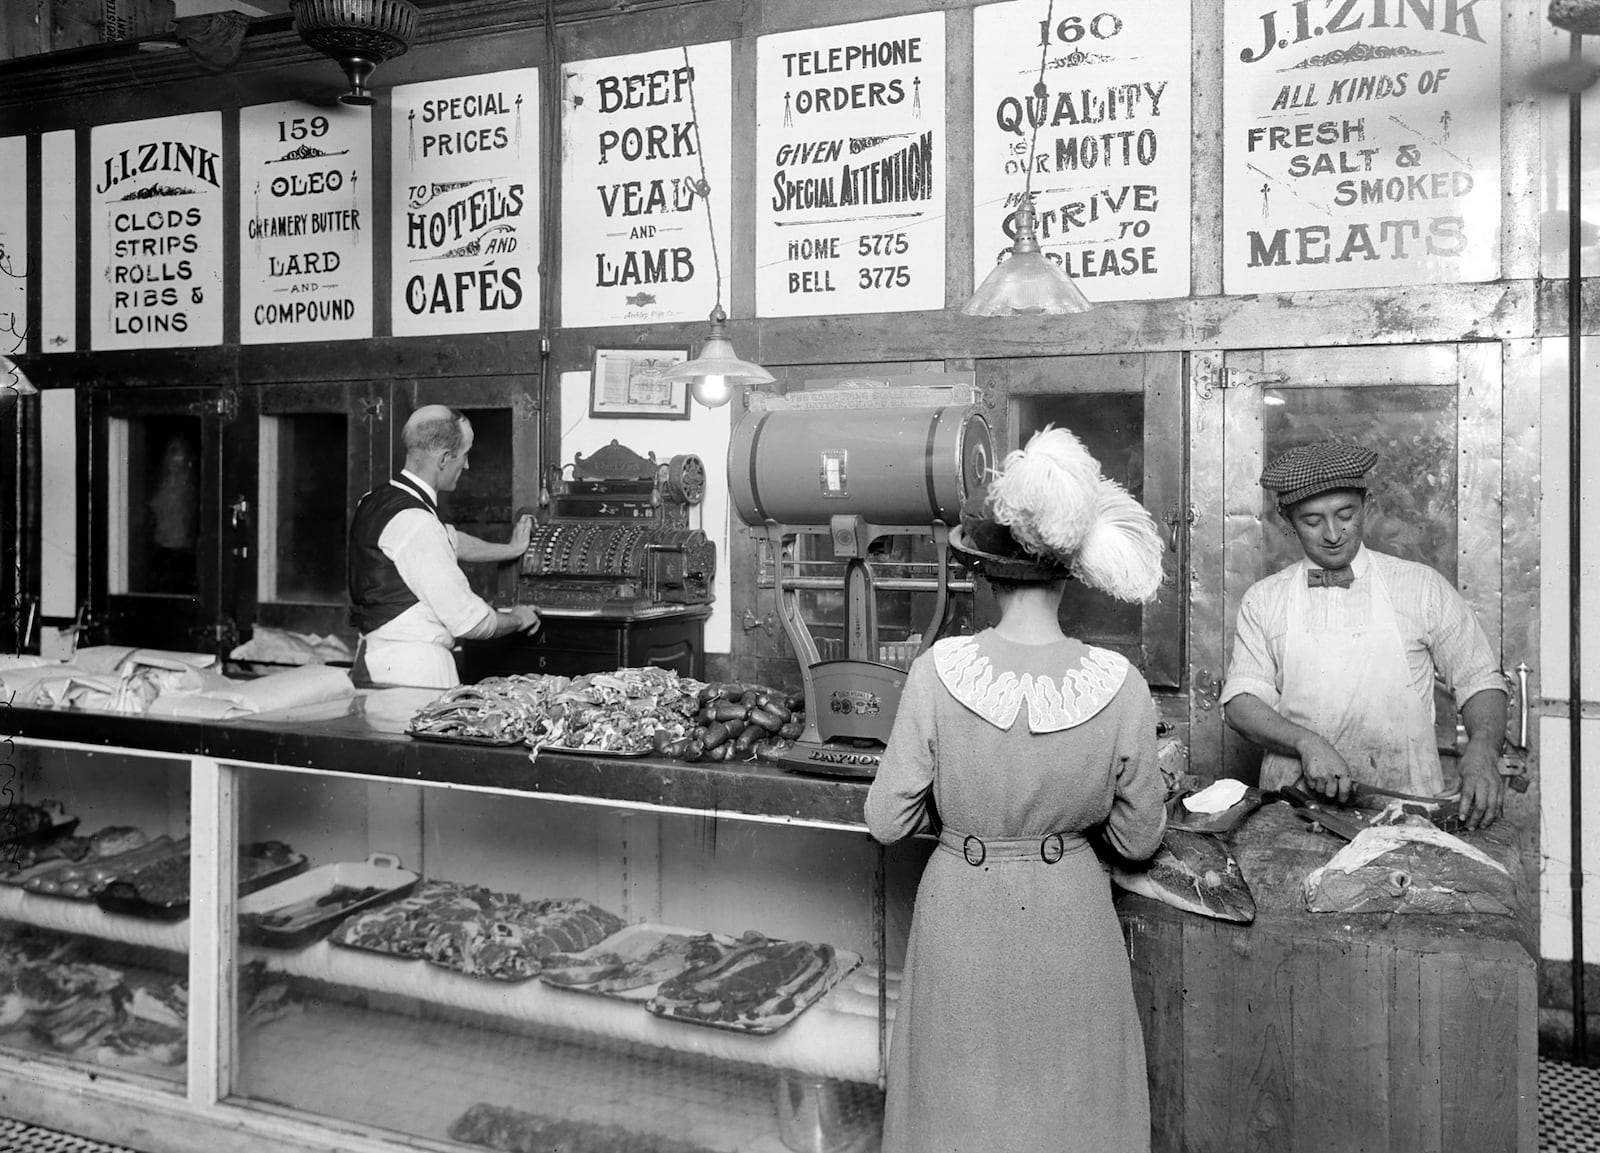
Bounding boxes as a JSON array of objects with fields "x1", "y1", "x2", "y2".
[
  {"x1": 290, "y1": 0, "x2": 421, "y2": 107},
  {"x1": 961, "y1": 0, "x2": 1092, "y2": 317},
  {"x1": 660, "y1": 45, "x2": 773, "y2": 409},
  {"x1": 0, "y1": 355, "x2": 37, "y2": 420}
]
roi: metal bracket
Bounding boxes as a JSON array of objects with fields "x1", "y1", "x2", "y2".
[
  {"x1": 1193, "y1": 667, "x2": 1223, "y2": 711},
  {"x1": 361, "y1": 396, "x2": 385, "y2": 422},
  {"x1": 515, "y1": 391, "x2": 541, "y2": 422},
  {"x1": 1164, "y1": 502, "x2": 1197, "y2": 551},
  {"x1": 741, "y1": 609, "x2": 776, "y2": 635},
  {"x1": 188, "y1": 388, "x2": 239, "y2": 423},
  {"x1": 1192, "y1": 364, "x2": 1289, "y2": 401}
]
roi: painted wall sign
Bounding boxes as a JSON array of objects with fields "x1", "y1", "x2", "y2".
[
  {"x1": 561, "y1": 42, "x2": 732, "y2": 328},
  {"x1": 41, "y1": 131, "x2": 76, "y2": 354},
  {"x1": 240, "y1": 101, "x2": 373, "y2": 344},
  {"x1": 1223, "y1": 0, "x2": 1501, "y2": 292},
  {"x1": 971, "y1": 0, "x2": 1193, "y2": 303},
  {"x1": 391, "y1": 68, "x2": 541, "y2": 336},
  {"x1": 755, "y1": 12, "x2": 947, "y2": 317},
  {"x1": 90, "y1": 112, "x2": 225, "y2": 349},
  {"x1": 0, "y1": 137, "x2": 27, "y2": 355}
]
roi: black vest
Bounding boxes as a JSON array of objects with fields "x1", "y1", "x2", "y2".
[{"x1": 347, "y1": 477, "x2": 439, "y2": 634}]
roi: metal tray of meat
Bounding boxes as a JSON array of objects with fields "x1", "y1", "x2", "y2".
[
  {"x1": 20, "y1": 835, "x2": 189, "y2": 901},
  {"x1": 533, "y1": 743, "x2": 652, "y2": 758},
  {"x1": 406, "y1": 728, "x2": 524, "y2": 748},
  {"x1": 97, "y1": 843, "x2": 309, "y2": 922},
  {"x1": 238, "y1": 853, "x2": 420, "y2": 949},
  {"x1": 538, "y1": 924, "x2": 730, "y2": 1002},
  {"x1": 646, "y1": 941, "x2": 862, "y2": 1035},
  {"x1": 0, "y1": 801, "x2": 79, "y2": 850}
]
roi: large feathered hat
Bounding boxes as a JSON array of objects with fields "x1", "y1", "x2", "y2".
[{"x1": 948, "y1": 426, "x2": 1164, "y2": 603}]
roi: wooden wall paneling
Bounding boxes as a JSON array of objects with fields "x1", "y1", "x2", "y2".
[
  {"x1": 1188, "y1": 0, "x2": 1223, "y2": 298},
  {"x1": 1187, "y1": 349, "x2": 1225, "y2": 776},
  {"x1": 1500, "y1": 0, "x2": 1545, "y2": 283},
  {"x1": 1143, "y1": 351, "x2": 1183, "y2": 688},
  {"x1": 1287, "y1": 937, "x2": 1389, "y2": 1153},
  {"x1": 1218, "y1": 349, "x2": 1265, "y2": 784},
  {"x1": 943, "y1": 4, "x2": 973, "y2": 312},
  {"x1": 0, "y1": 1, "x2": 48, "y2": 62}
]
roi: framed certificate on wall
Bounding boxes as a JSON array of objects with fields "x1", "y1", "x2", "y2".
[{"x1": 589, "y1": 348, "x2": 690, "y2": 419}]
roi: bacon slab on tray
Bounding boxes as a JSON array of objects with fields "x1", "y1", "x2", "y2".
[{"x1": 646, "y1": 930, "x2": 854, "y2": 1034}]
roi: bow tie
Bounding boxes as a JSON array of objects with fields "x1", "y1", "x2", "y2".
[{"x1": 1307, "y1": 567, "x2": 1354, "y2": 589}]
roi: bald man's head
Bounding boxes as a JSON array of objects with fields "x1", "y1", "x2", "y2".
[
  {"x1": 403, "y1": 405, "x2": 469, "y2": 456},
  {"x1": 402, "y1": 406, "x2": 474, "y2": 492}
]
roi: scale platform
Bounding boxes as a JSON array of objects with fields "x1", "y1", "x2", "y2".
[{"x1": 769, "y1": 738, "x2": 886, "y2": 780}]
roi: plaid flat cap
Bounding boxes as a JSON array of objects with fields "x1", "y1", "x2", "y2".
[{"x1": 1259, "y1": 439, "x2": 1378, "y2": 506}]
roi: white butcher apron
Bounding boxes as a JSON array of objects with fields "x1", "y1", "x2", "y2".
[
  {"x1": 357, "y1": 637, "x2": 460, "y2": 690},
  {"x1": 1259, "y1": 561, "x2": 1444, "y2": 796}
]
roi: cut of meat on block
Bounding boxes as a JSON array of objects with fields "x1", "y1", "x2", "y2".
[
  {"x1": 1303, "y1": 824, "x2": 1515, "y2": 916},
  {"x1": 1110, "y1": 829, "x2": 1256, "y2": 924},
  {"x1": 647, "y1": 930, "x2": 858, "y2": 1034},
  {"x1": 447, "y1": 1102, "x2": 729, "y2": 1153}
]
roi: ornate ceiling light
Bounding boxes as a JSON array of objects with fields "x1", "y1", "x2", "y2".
[{"x1": 290, "y1": 0, "x2": 421, "y2": 107}]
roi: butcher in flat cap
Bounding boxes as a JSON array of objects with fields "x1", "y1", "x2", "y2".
[{"x1": 1219, "y1": 437, "x2": 1507, "y2": 828}]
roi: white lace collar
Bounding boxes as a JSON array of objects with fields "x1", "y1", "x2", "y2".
[{"x1": 932, "y1": 635, "x2": 1129, "y2": 733}]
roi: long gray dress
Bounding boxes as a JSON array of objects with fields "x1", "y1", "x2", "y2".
[{"x1": 864, "y1": 630, "x2": 1167, "y2": 1153}]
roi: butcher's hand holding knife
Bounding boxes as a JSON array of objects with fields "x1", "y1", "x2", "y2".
[{"x1": 1220, "y1": 438, "x2": 1508, "y2": 830}]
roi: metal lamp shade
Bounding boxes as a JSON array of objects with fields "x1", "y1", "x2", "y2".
[
  {"x1": 1551, "y1": 0, "x2": 1600, "y2": 33},
  {"x1": 290, "y1": 0, "x2": 419, "y2": 106},
  {"x1": 962, "y1": 200, "x2": 1092, "y2": 317},
  {"x1": 662, "y1": 311, "x2": 774, "y2": 409}
]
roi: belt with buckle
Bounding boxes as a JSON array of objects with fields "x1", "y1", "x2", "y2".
[{"x1": 937, "y1": 829, "x2": 1082, "y2": 867}]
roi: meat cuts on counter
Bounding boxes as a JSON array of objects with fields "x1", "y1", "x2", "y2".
[
  {"x1": 407, "y1": 675, "x2": 572, "y2": 745},
  {"x1": 1110, "y1": 828, "x2": 1257, "y2": 924},
  {"x1": 423, "y1": 897, "x2": 626, "y2": 982},
  {"x1": 448, "y1": 1102, "x2": 727, "y2": 1153},
  {"x1": 538, "y1": 926, "x2": 716, "y2": 999},
  {"x1": 647, "y1": 930, "x2": 854, "y2": 1034}
]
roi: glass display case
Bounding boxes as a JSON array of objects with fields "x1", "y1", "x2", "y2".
[
  {"x1": 0, "y1": 745, "x2": 190, "y2": 1090},
  {"x1": 0, "y1": 709, "x2": 890, "y2": 1153}
]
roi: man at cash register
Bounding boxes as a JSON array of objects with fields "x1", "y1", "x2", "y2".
[
  {"x1": 1220, "y1": 438, "x2": 1507, "y2": 829},
  {"x1": 347, "y1": 405, "x2": 540, "y2": 689}
]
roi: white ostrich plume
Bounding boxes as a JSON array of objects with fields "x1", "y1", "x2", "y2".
[
  {"x1": 987, "y1": 426, "x2": 1101, "y2": 564},
  {"x1": 1073, "y1": 480, "x2": 1165, "y2": 603}
]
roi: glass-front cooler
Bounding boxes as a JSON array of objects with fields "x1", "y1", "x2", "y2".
[
  {"x1": 0, "y1": 744, "x2": 190, "y2": 1090},
  {"x1": 225, "y1": 767, "x2": 888, "y2": 1152}
]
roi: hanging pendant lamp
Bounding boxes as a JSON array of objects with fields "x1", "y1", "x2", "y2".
[
  {"x1": 658, "y1": 45, "x2": 773, "y2": 409},
  {"x1": 290, "y1": 0, "x2": 420, "y2": 107},
  {"x1": 961, "y1": 2, "x2": 1093, "y2": 317},
  {"x1": 962, "y1": 197, "x2": 1092, "y2": 316}
]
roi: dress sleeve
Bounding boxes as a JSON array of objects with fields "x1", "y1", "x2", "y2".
[
  {"x1": 1101, "y1": 671, "x2": 1167, "y2": 862},
  {"x1": 864, "y1": 658, "x2": 940, "y2": 845}
]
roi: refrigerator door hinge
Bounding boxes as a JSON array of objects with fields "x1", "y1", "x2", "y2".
[{"x1": 1193, "y1": 365, "x2": 1289, "y2": 400}]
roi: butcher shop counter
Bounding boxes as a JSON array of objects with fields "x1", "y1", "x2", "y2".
[
  {"x1": 1119, "y1": 802, "x2": 1537, "y2": 1153},
  {"x1": 0, "y1": 694, "x2": 871, "y2": 829},
  {"x1": 0, "y1": 698, "x2": 886, "y2": 1153}
]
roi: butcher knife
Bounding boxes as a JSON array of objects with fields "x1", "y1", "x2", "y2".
[
  {"x1": 1346, "y1": 781, "x2": 1460, "y2": 806},
  {"x1": 1262, "y1": 784, "x2": 1365, "y2": 842}
]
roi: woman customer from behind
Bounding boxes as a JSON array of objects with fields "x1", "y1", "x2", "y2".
[{"x1": 864, "y1": 426, "x2": 1169, "y2": 1153}]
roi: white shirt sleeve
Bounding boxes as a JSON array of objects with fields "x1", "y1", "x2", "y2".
[{"x1": 378, "y1": 509, "x2": 495, "y2": 640}]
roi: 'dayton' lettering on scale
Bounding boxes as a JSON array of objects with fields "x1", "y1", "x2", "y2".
[
  {"x1": 90, "y1": 112, "x2": 225, "y2": 350},
  {"x1": 1222, "y1": 0, "x2": 1501, "y2": 293},
  {"x1": 392, "y1": 69, "x2": 540, "y2": 336},
  {"x1": 561, "y1": 42, "x2": 732, "y2": 328},
  {"x1": 971, "y1": 0, "x2": 1193, "y2": 304},
  {"x1": 240, "y1": 101, "x2": 373, "y2": 344},
  {"x1": 755, "y1": 12, "x2": 947, "y2": 317}
]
